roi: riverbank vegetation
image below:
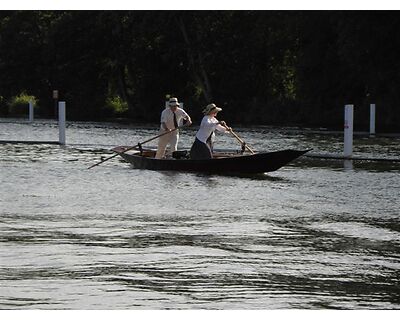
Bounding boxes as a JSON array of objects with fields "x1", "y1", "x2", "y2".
[{"x1": 0, "y1": 11, "x2": 399, "y2": 131}]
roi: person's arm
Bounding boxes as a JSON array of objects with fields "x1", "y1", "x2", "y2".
[
  {"x1": 180, "y1": 109, "x2": 192, "y2": 126},
  {"x1": 184, "y1": 116, "x2": 192, "y2": 126},
  {"x1": 216, "y1": 120, "x2": 231, "y2": 133},
  {"x1": 161, "y1": 121, "x2": 170, "y2": 131},
  {"x1": 160, "y1": 110, "x2": 170, "y2": 131}
]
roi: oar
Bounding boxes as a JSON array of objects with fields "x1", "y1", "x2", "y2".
[
  {"x1": 87, "y1": 127, "x2": 181, "y2": 169},
  {"x1": 221, "y1": 123, "x2": 255, "y2": 154}
]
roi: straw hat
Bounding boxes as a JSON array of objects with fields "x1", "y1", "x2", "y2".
[
  {"x1": 202, "y1": 103, "x2": 222, "y2": 115},
  {"x1": 168, "y1": 97, "x2": 180, "y2": 107}
]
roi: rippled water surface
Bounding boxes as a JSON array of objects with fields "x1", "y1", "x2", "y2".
[{"x1": 1, "y1": 120, "x2": 399, "y2": 309}]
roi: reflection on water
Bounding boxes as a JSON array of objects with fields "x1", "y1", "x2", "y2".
[
  {"x1": 0, "y1": 121, "x2": 399, "y2": 309},
  {"x1": 343, "y1": 160, "x2": 353, "y2": 171}
]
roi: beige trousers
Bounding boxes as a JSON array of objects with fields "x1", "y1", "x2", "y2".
[{"x1": 155, "y1": 130, "x2": 179, "y2": 159}]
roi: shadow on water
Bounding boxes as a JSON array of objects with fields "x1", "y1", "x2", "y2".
[
  {"x1": 157, "y1": 170, "x2": 288, "y2": 182},
  {"x1": 296, "y1": 157, "x2": 400, "y2": 172}
]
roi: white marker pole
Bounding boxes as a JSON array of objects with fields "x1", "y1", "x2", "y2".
[
  {"x1": 29, "y1": 101, "x2": 34, "y2": 122},
  {"x1": 370, "y1": 104, "x2": 376, "y2": 136},
  {"x1": 344, "y1": 104, "x2": 354, "y2": 158},
  {"x1": 58, "y1": 101, "x2": 66, "y2": 145}
]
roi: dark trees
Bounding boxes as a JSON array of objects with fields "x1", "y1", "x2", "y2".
[{"x1": 0, "y1": 11, "x2": 399, "y2": 131}]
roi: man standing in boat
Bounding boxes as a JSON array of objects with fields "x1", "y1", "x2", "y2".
[
  {"x1": 155, "y1": 97, "x2": 192, "y2": 159},
  {"x1": 190, "y1": 103, "x2": 231, "y2": 160}
]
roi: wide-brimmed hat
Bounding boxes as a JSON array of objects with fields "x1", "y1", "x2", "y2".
[
  {"x1": 202, "y1": 103, "x2": 222, "y2": 115},
  {"x1": 168, "y1": 97, "x2": 180, "y2": 107}
]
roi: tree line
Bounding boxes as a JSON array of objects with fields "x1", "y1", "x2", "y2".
[{"x1": 0, "y1": 11, "x2": 399, "y2": 131}]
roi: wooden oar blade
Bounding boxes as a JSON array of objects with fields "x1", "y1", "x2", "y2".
[
  {"x1": 87, "y1": 145, "x2": 138, "y2": 169},
  {"x1": 87, "y1": 152, "x2": 119, "y2": 169}
]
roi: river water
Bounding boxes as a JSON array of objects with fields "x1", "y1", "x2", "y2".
[{"x1": 0, "y1": 120, "x2": 399, "y2": 309}]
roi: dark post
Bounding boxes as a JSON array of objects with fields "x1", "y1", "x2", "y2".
[{"x1": 53, "y1": 90, "x2": 59, "y2": 118}]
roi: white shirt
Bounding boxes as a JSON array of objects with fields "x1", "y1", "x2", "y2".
[
  {"x1": 160, "y1": 107, "x2": 190, "y2": 130},
  {"x1": 195, "y1": 115, "x2": 227, "y2": 143}
]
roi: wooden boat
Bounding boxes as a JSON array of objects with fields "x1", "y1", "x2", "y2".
[{"x1": 112, "y1": 147, "x2": 310, "y2": 174}]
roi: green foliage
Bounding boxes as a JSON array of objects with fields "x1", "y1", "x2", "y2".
[
  {"x1": 105, "y1": 96, "x2": 128, "y2": 115},
  {"x1": 7, "y1": 92, "x2": 38, "y2": 116}
]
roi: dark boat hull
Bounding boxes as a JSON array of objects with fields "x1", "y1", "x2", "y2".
[{"x1": 118, "y1": 149, "x2": 310, "y2": 174}]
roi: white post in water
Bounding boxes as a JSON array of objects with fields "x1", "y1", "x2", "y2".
[
  {"x1": 28, "y1": 101, "x2": 34, "y2": 122},
  {"x1": 58, "y1": 101, "x2": 66, "y2": 145},
  {"x1": 370, "y1": 103, "x2": 376, "y2": 136},
  {"x1": 344, "y1": 104, "x2": 354, "y2": 158}
]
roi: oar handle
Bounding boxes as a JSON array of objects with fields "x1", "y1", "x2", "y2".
[
  {"x1": 88, "y1": 126, "x2": 184, "y2": 169},
  {"x1": 220, "y1": 123, "x2": 255, "y2": 154}
]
